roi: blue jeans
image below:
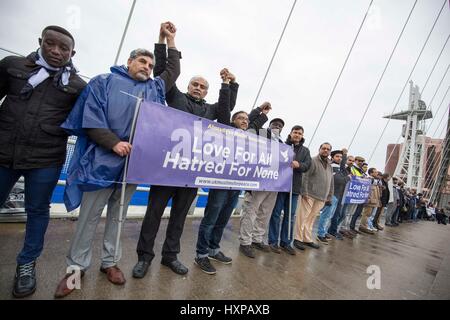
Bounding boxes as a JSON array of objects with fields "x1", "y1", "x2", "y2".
[
  {"x1": 339, "y1": 202, "x2": 350, "y2": 226},
  {"x1": 268, "y1": 193, "x2": 299, "y2": 247},
  {"x1": 368, "y1": 207, "x2": 377, "y2": 229},
  {"x1": 317, "y1": 195, "x2": 338, "y2": 237},
  {"x1": 413, "y1": 208, "x2": 419, "y2": 221},
  {"x1": 328, "y1": 198, "x2": 343, "y2": 235},
  {"x1": 391, "y1": 206, "x2": 400, "y2": 224},
  {"x1": 196, "y1": 189, "x2": 240, "y2": 257},
  {"x1": 0, "y1": 166, "x2": 62, "y2": 264}
]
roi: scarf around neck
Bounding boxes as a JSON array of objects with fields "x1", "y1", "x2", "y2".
[{"x1": 20, "y1": 48, "x2": 77, "y2": 99}]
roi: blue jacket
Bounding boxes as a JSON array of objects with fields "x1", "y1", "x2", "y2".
[{"x1": 61, "y1": 65, "x2": 165, "y2": 211}]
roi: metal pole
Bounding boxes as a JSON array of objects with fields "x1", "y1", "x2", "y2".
[
  {"x1": 288, "y1": 144, "x2": 294, "y2": 241},
  {"x1": 114, "y1": 0, "x2": 137, "y2": 66},
  {"x1": 288, "y1": 183, "x2": 293, "y2": 242},
  {"x1": 114, "y1": 96, "x2": 142, "y2": 263},
  {"x1": 251, "y1": 0, "x2": 298, "y2": 109}
]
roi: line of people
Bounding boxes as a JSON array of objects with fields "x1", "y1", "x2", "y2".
[{"x1": 1, "y1": 23, "x2": 445, "y2": 300}]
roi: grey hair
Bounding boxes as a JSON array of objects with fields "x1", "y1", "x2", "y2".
[
  {"x1": 189, "y1": 76, "x2": 209, "y2": 89},
  {"x1": 129, "y1": 48, "x2": 154, "y2": 60},
  {"x1": 319, "y1": 142, "x2": 332, "y2": 150}
]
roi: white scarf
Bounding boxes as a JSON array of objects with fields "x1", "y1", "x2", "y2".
[{"x1": 27, "y1": 49, "x2": 73, "y2": 89}]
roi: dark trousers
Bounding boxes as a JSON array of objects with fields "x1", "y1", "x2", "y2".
[
  {"x1": 0, "y1": 166, "x2": 61, "y2": 264},
  {"x1": 399, "y1": 207, "x2": 408, "y2": 222},
  {"x1": 327, "y1": 200, "x2": 344, "y2": 235},
  {"x1": 350, "y1": 204, "x2": 364, "y2": 230},
  {"x1": 391, "y1": 206, "x2": 400, "y2": 224},
  {"x1": 268, "y1": 192, "x2": 299, "y2": 247},
  {"x1": 373, "y1": 206, "x2": 384, "y2": 227},
  {"x1": 136, "y1": 185, "x2": 198, "y2": 262},
  {"x1": 196, "y1": 189, "x2": 240, "y2": 257},
  {"x1": 436, "y1": 213, "x2": 447, "y2": 225}
]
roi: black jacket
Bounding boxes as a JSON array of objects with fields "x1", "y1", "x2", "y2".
[
  {"x1": 332, "y1": 153, "x2": 351, "y2": 199},
  {"x1": 0, "y1": 55, "x2": 86, "y2": 169},
  {"x1": 246, "y1": 107, "x2": 268, "y2": 131},
  {"x1": 248, "y1": 109, "x2": 283, "y2": 143},
  {"x1": 153, "y1": 44, "x2": 237, "y2": 122},
  {"x1": 380, "y1": 179, "x2": 390, "y2": 206},
  {"x1": 286, "y1": 137, "x2": 311, "y2": 194}
]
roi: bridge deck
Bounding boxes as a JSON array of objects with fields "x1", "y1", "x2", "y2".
[{"x1": 0, "y1": 217, "x2": 449, "y2": 300}]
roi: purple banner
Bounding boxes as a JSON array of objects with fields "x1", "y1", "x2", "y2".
[
  {"x1": 126, "y1": 101, "x2": 294, "y2": 192},
  {"x1": 342, "y1": 176, "x2": 371, "y2": 204}
]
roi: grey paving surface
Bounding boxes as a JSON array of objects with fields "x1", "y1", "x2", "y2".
[{"x1": 0, "y1": 217, "x2": 449, "y2": 300}]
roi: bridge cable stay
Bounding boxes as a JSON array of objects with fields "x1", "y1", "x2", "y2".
[
  {"x1": 347, "y1": 0, "x2": 419, "y2": 150},
  {"x1": 367, "y1": 0, "x2": 449, "y2": 162},
  {"x1": 390, "y1": 87, "x2": 449, "y2": 196},
  {"x1": 308, "y1": 0, "x2": 374, "y2": 147},
  {"x1": 251, "y1": 0, "x2": 299, "y2": 109},
  {"x1": 423, "y1": 119, "x2": 450, "y2": 200},
  {"x1": 383, "y1": 63, "x2": 450, "y2": 169},
  {"x1": 420, "y1": 94, "x2": 450, "y2": 190}
]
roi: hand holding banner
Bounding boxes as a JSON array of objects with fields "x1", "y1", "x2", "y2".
[
  {"x1": 342, "y1": 176, "x2": 371, "y2": 204},
  {"x1": 126, "y1": 101, "x2": 294, "y2": 192}
]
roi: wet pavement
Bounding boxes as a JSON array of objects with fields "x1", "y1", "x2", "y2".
[{"x1": 0, "y1": 217, "x2": 449, "y2": 300}]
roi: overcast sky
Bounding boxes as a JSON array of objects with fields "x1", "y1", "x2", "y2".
[{"x1": 1, "y1": 0, "x2": 449, "y2": 170}]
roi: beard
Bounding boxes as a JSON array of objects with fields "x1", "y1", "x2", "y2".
[{"x1": 135, "y1": 72, "x2": 150, "y2": 81}]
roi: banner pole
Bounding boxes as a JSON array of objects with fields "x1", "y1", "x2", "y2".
[
  {"x1": 288, "y1": 145, "x2": 294, "y2": 242},
  {"x1": 288, "y1": 182, "x2": 293, "y2": 242},
  {"x1": 114, "y1": 96, "x2": 142, "y2": 263}
]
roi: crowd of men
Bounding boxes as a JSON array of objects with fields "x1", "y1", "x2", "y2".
[{"x1": 0, "y1": 22, "x2": 448, "y2": 299}]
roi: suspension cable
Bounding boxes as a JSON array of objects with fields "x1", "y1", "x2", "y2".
[
  {"x1": 367, "y1": 0, "x2": 448, "y2": 162},
  {"x1": 308, "y1": 0, "x2": 374, "y2": 147},
  {"x1": 252, "y1": 0, "x2": 299, "y2": 109},
  {"x1": 347, "y1": 0, "x2": 418, "y2": 149}
]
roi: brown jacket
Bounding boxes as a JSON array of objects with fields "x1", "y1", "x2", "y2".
[{"x1": 366, "y1": 179, "x2": 382, "y2": 208}]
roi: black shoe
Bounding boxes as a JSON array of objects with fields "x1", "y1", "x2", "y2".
[
  {"x1": 280, "y1": 245, "x2": 296, "y2": 255},
  {"x1": 239, "y1": 245, "x2": 255, "y2": 258},
  {"x1": 251, "y1": 242, "x2": 270, "y2": 252},
  {"x1": 316, "y1": 236, "x2": 329, "y2": 245},
  {"x1": 13, "y1": 261, "x2": 36, "y2": 298},
  {"x1": 161, "y1": 259, "x2": 188, "y2": 275},
  {"x1": 325, "y1": 234, "x2": 332, "y2": 241},
  {"x1": 194, "y1": 257, "x2": 216, "y2": 275},
  {"x1": 269, "y1": 244, "x2": 281, "y2": 254},
  {"x1": 293, "y1": 240, "x2": 305, "y2": 251},
  {"x1": 132, "y1": 260, "x2": 151, "y2": 279},
  {"x1": 304, "y1": 242, "x2": 320, "y2": 249},
  {"x1": 328, "y1": 232, "x2": 344, "y2": 240},
  {"x1": 209, "y1": 251, "x2": 232, "y2": 264}
]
